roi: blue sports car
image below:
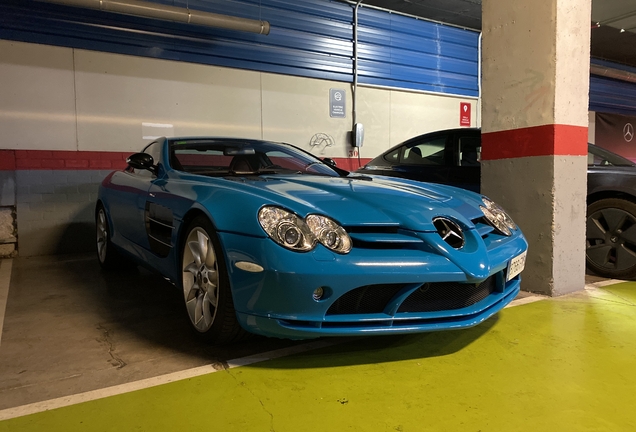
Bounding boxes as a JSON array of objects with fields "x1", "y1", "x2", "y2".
[{"x1": 96, "y1": 137, "x2": 528, "y2": 343}]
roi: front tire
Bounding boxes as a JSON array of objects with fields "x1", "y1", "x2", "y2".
[
  {"x1": 586, "y1": 198, "x2": 636, "y2": 279},
  {"x1": 96, "y1": 205, "x2": 133, "y2": 270},
  {"x1": 180, "y1": 216, "x2": 246, "y2": 344}
]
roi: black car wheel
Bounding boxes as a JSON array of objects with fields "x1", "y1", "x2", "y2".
[
  {"x1": 96, "y1": 205, "x2": 134, "y2": 270},
  {"x1": 586, "y1": 198, "x2": 636, "y2": 279},
  {"x1": 180, "y1": 216, "x2": 246, "y2": 343}
]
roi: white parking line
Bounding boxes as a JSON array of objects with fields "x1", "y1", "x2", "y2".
[
  {"x1": 505, "y1": 294, "x2": 547, "y2": 308},
  {"x1": 585, "y1": 278, "x2": 625, "y2": 289},
  {"x1": 0, "y1": 338, "x2": 345, "y2": 421},
  {"x1": 0, "y1": 259, "x2": 12, "y2": 347}
]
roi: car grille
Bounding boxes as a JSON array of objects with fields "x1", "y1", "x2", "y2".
[
  {"x1": 472, "y1": 216, "x2": 496, "y2": 238},
  {"x1": 396, "y1": 276, "x2": 496, "y2": 313},
  {"x1": 345, "y1": 216, "x2": 495, "y2": 250},
  {"x1": 326, "y1": 275, "x2": 496, "y2": 316}
]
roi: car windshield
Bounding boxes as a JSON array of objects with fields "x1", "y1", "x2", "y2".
[
  {"x1": 169, "y1": 139, "x2": 347, "y2": 177},
  {"x1": 588, "y1": 144, "x2": 635, "y2": 167}
]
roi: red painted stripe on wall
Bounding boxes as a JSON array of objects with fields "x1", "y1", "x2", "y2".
[
  {"x1": 0, "y1": 150, "x2": 130, "y2": 171},
  {"x1": 0, "y1": 150, "x2": 370, "y2": 172},
  {"x1": 0, "y1": 150, "x2": 16, "y2": 170},
  {"x1": 481, "y1": 124, "x2": 588, "y2": 161},
  {"x1": 331, "y1": 158, "x2": 372, "y2": 171}
]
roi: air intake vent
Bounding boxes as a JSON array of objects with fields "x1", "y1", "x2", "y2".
[{"x1": 397, "y1": 276, "x2": 496, "y2": 313}]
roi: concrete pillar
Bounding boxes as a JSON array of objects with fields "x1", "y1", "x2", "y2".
[{"x1": 481, "y1": 0, "x2": 591, "y2": 295}]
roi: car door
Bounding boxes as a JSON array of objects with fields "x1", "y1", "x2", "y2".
[
  {"x1": 107, "y1": 141, "x2": 162, "y2": 249},
  {"x1": 448, "y1": 131, "x2": 482, "y2": 192},
  {"x1": 382, "y1": 132, "x2": 453, "y2": 184}
]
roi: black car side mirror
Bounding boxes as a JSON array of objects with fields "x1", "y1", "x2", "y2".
[
  {"x1": 323, "y1": 157, "x2": 337, "y2": 167},
  {"x1": 127, "y1": 153, "x2": 157, "y2": 173}
]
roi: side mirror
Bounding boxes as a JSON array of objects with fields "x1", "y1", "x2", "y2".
[
  {"x1": 323, "y1": 157, "x2": 337, "y2": 167},
  {"x1": 127, "y1": 153, "x2": 156, "y2": 172}
]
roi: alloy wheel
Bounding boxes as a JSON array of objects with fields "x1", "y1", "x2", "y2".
[
  {"x1": 587, "y1": 207, "x2": 636, "y2": 271},
  {"x1": 182, "y1": 227, "x2": 219, "y2": 332}
]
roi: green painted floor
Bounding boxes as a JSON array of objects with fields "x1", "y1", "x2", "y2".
[{"x1": 3, "y1": 284, "x2": 636, "y2": 431}]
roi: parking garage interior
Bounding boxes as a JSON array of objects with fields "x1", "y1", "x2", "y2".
[{"x1": 1, "y1": 0, "x2": 636, "y2": 430}]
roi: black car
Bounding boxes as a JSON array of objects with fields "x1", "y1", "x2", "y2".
[{"x1": 357, "y1": 128, "x2": 636, "y2": 280}]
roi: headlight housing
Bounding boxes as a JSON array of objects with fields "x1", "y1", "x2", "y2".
[
  {"x1": 258, "y1": 206, "x2": 352, "y2": 254},
  {"x1": 480, "y1": 197, "x2": 517, "y2": 236},
  {"x1": 306, "y1": 214, "x2": 352, "y2": 254},
  {"x1": 258, "y1": 207, "x2": 315, "y2": 251}
]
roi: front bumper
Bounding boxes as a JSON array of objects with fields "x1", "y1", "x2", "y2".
[
  {"x1": 219, "y1": 229, "x2": 527, "y2": 339},
  {"x1": 237, "y1": 277, "x2": 519, "y2": 339}
]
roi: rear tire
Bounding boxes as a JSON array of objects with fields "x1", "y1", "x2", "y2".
[
  {"x1": 180, "y1": 216, "x2": 247, "y2": 344},
  {"x1": 586, "y1": 198, "x2": 636, "y2": 279}
]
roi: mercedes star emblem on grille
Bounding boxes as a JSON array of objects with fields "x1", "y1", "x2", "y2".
[{"x1": 433, "y1": 217, "x2": 465, "y2": 249}]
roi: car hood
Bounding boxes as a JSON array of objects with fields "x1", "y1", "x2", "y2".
[{"x1": 221, "y1": 174, "x2": 485, "y2": 232}]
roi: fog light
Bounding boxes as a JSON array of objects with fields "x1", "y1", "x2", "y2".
[{"x1": 312, "y1": 287, "x2": 324, "y2": 301}]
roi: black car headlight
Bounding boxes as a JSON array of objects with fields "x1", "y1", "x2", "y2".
[
  {"x1": 258, "y1": 207, "x2": 352, "y2": 254},
  {"x1": 306, "y1": 214, "x2": 352, "y2": 254},
  {"x1": 480, "y1": 197, "x2": 517, "y2": 236}
]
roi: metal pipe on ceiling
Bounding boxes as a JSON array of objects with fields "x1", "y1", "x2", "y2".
[
  {"x1": 39, "y1": 0, "x2": 270, "y2": 35},
  {"x1": 477, "y1": 32, "x2": 482, "y2": 127},
  {"x1": 590, "y1": 63, "x2": 636, "y2": 84},
  {"x1": 352, "y1": 0, "x2": 364, "y2": 165},
  {"x1": 353, "y1": 1, "x2": 363, "y2": 124}
]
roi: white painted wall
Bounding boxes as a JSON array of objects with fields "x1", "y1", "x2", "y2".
[
  {"x1": 74, "y1": 50, "x2": 263, "y2": 152},
  {"x1": 339, "y1": 87, "x2": 479, "y2": 158},
  {"x1": 0, "y1": 41, "x2": 77, "y2": 150},
  {"x1": 0, "y1": 40, "x2": 478, "y2": 158}
]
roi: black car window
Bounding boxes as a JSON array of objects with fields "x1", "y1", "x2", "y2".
[
  {"x1": 400, "y1": 136, "x2": 447, "y2": 165},
  {"x1": 385, "y1": 148, "x2": 400, "y2": 163},
  {"x1": 459, "y1": 136, "x2": 481, "y2": 166},
  {"x1": 170, "y1": 139, "x2": 346, "y2": 177},
  {"x1": 588, "y1": 145, "x2": 635, "y2": 167}
]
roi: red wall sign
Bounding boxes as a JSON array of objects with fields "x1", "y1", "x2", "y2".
[{"x1": 460, "y1": 102, "x2": 471, "y2": 126}]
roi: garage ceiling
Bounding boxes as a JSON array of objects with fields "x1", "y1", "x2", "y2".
[{"x1": 361, "y1": 0, "x2": 636, "y2": 69}]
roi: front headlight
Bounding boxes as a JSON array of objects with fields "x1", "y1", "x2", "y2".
[
  {"x1": 306, "y1": 214, "x2": 352, "y2": 254},
  {"x1": 480, "y1": 197, "x2": 517, "y2": 236},
  {"x1": 258, "y1": 207, "x2": 315, "y2": 251},
  {"x1": 258, "y1": 206, "x2": 352, "y2": 254}
]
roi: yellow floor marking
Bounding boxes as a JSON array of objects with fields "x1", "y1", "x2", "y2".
[{"x1": 0, "y1": 338, "x2": 345, "y2": 421}]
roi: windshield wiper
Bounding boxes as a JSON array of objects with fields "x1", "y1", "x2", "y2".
[
  {"x1": 229, "y1": 167, "x2": 300, "y2": 176},
  {"x1": 347, "y1": 174, "x2": 373, "y2": 181},
  {"x1": 304, "y1": 161, "x2": 325, "y2": 169}
]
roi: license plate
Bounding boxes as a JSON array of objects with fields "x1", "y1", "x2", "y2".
[{"x1": 506, "y1": 251, "x2": 527, "y2": 281}]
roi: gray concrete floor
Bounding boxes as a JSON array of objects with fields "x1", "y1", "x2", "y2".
[
  {"x1": 0, "y1": 253, "x2": 602, "y2": 413},
  {"x1": 0, "y1": 254, "x2": 302, "y2": 410}
]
